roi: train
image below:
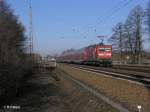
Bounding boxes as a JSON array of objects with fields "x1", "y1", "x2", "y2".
[{"x1": 57, "y1": 43, "x2": 112, "y2": 67}]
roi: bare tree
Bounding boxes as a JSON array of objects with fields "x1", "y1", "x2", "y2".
[
  {"x1": 110, "y1": 22, "x2": 124, "y2": 62},
  {"x1": 127, "y1": 6, "x2": 144, "y2": 64},
  {"x1": 124, "y1": 19, "x2": 134, "y2": 53},
  {"x1": 109, "y1": 5, "x2": 145, "y2": 64}
]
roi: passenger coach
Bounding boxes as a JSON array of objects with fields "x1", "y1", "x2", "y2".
[{"x1": 58, "y1": 43, "x2": 112, "y2": 67}]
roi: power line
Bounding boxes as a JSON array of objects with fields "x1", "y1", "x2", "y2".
[
  {"x1": 93, "y1": 0, "x2": 134, "y2": 28},
  {"x1": 80, "y1": 0, "x2": 134, "y2": 37},
  {"x1": 89, "y1": 0, "x2": 133, "y2": 35},
  {"x1": 81, "y1": 0, "x2": 125, "y2": 30},
  {"x1": 79, "y1": 0, "x2": 126, "y2": 34}
]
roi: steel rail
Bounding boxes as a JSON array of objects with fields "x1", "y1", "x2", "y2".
[
  {"x1": 113, "y1": 65, "x2": 150, "y2": 73},
  {"x1": 68, "y1": 64, "x2": 150, "y2": 87}
]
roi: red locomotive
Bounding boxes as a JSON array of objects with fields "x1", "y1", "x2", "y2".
[{"x1": 58, "y1": 43, "x2": 112, "y2": 66}]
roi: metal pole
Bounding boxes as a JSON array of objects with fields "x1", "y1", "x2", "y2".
[
  {"x1": 25, "y1": 0, "x2": 33, "y2": 55},
  {"x1": 29, "y1": 5, "x2": 33, "y2": 55}
]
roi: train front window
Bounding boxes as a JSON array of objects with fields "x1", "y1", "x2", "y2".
[
  {"x1": 99, "y1": 48, "x2": 105, "y2": 52},
  {"x1": 105, "y1": 48, "x2": 111, "y2": 52},
  {"x1": 99, "y1": 48, "x2": 111, "y2": 52}
]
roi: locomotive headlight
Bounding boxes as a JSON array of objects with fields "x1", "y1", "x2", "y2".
[
  {"x1": 126, "y1": 56, "x2": 130, "y2": 59},
  {"x1": 106, "y1": 53, "x2": 111, "y2": 56},
  {"x1": 98, "y1": 54, "x2": 104, "y2": 56}
]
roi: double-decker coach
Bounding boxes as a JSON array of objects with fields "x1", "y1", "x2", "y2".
[{"x1": 58, "y1": 43, "x2": 112, "y2": 67}]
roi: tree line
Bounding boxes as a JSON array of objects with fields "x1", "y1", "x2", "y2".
[
  {"x1": 109, "y1": 1, "x2": 150, "y2": 64},
  {"x1": 0, "y1": 0, "x2": 34, "y2": 103}
]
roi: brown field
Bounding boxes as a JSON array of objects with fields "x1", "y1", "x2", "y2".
[{"x1": 59, "y1": 64, "x2": 150, "y2": 112}]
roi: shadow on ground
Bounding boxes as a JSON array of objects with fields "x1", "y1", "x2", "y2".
[{"x1": 0, "y1": 68, "x2": 71, "y2": 112}]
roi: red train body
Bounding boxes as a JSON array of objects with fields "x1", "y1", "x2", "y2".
[{"x1": 58, "y1": 44, "x2": 112, "y2": 66}]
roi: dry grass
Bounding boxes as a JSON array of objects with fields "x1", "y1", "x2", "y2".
[
  {"x1": 3, "y1": 67, "x2": 119, "y2": 112},
  {"x1": 59, "y1": 64, "x2": 150, "y2": 112},
  {"x1": 57, "y1": 69, "x2": 119, "y2": 112}
]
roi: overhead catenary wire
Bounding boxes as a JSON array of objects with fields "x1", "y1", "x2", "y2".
[
  {"x1": 80, "y1": 0, "x2": 134, "y2": 38},
  {"x1": 93, "y1": 0, "x2": 134, "y2": 27},
  {"x1": 93, "y1": 0, "x2": 146, "y2": 34},
  {"x1": 81, "y1": 0, "x2": 128, "y2": 31}
]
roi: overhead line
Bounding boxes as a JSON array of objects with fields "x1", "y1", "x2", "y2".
[
  {"x1": 80, "y1": 0, "x2": 126, "y2": 31},
  {"x1": 80, "y1": 0, "x2": 134, "y2": 37}
]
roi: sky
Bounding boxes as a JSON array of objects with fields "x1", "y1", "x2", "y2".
[{"x1": 7, "y1": 0, "x2": 148, "y2": 56}]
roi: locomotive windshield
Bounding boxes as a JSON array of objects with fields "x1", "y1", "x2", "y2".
[{"x1": 99, "y1": 48, "x2": 111, "y2": 52}]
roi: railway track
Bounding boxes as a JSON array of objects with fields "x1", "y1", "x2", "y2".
[
  {"x1": 113, "y1": 64, "x2": 150, "y2": 73},
  {"x1": 68, "y1": 64, "x2": 150, "y2": 87},
  {"x1": 59, "y1": 64, "x2": 150, "y2": 112}
]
